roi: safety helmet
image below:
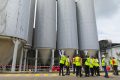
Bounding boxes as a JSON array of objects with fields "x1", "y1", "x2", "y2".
[{"x1": 102, "y1": 55, "x2": 105, "y2": 57}]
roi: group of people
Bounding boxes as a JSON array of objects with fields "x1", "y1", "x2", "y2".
[{"x1": 58, "y1": 50, "x2": 119, "y2": 78}]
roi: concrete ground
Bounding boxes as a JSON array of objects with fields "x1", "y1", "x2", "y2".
[{"x1": 0, "y1": 73, "x2": 120, "y2": 80}]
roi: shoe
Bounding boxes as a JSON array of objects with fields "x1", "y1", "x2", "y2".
[{"x1": 62, "y1": 75, "x2": 65, "y2": 76}]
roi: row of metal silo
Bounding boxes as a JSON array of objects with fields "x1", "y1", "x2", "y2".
[
  {"x1": 34, "y1": 0, "x2": 99, "y2": 66},
  {"x1": 0, "y1": 0, "x2": 99, "y2": 72}
]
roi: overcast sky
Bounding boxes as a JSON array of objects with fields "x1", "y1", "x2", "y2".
[{"x1": 94, "y1": 0, "x2": 120, "y2": 43}]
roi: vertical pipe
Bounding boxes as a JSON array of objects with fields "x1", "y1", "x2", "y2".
[
  {"x1": 35, "y1": 49, "x2": 38, "y2": 72},
  {"x1": 76, "y1": 50, "x2": 79, "y2": 55},
  {"x1": 19, "y1": 47, "x2": 24, "y2": 72},
  {"x1": 23, "y1": 49, "x2": 28, "y2": 71},
  {"x1": 51, "y1": 49, "x2": 55, "y2": 66},
  {"x1": 11, "y1": 39, "x2": 20, "y2": 72}
]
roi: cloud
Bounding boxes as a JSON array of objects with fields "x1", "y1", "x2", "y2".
[
  {"x1": 95, "y1": 0, "x2": 120, "y2": 18},
  {"x1": 95, "y1": 0, "x2": 120, "y2": 43}
]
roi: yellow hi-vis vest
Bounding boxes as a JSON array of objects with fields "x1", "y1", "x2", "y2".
[
  {"x1": 110, "y1": 59, "x2": 113, "y2": 65},
  {"x1": 59, "y1": 55, "x2": 66, "y2": 64},
  {"x1": 113, "y1": 59, "x2": 118, "y2": 66},
  {"x1": 89, "y1": 58, "x2": 94, "y2": 68},
  {"x1": 72, "y1": 58, "x2": 76, "y2": 64},
  {"x1": 65, "y1": 58, "x2": 70, "y2": 66},
  {"x1": 75, "y1": 56, "x2": 81, "y2": 66},
  {"x1": 85, "y1": 57, "x2": 90, "y2": 66},
  {"x1": 102, "y1": 58, "x2": 105, "y2": 66},
  {"x1": 94, "y1": 59, "x2": 99, "y2": 67}
]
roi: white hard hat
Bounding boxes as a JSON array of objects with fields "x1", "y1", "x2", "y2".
[{"x1": 102, "y1": 55, "x2": 105, "y2": 57}]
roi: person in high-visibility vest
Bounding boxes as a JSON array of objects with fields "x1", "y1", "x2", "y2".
[
  {"x1": 102, "y1": 55, "x2": 109, "y2": 78},
  {"x1": 75, "y1": 54, "x2": 82, "y2": 77},
  {"x1": 89, "y1": 56, "x2": 94, "y2": 76},
  {"x1": 85, "y1": 55, "x2": 90, "y2": 77},
  {"x1": 94, "y1": 57, "x2": 100, "y2": 76},
  {"x1": 59, "y1": 51, "x2": 66, "y2": 76},
  {"x1": 65, "y1": 56, "x2": 70, "y2": 75},
  {"x1": 110, "y1": 57, "x2": 113, "y2": 68},
  {"x1": 112, "y1": 57, "x2": 119, "y2": 75},
  {"x1": 110, "y1": 57, "x2": 114, "y2": 74},
  {"x1": 72, "y1": 56, "x2": 76, "y2": 74}
]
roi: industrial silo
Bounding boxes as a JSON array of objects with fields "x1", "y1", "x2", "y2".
[
  {"x1": 34, "y1": 0, "x2": 56, "y2": 65},
  {"x1": 0, "y1": 0, "x2": 34, "y2": 71},
  {"x1": 77, "y1": 0, "x2": 99, "y2": 56},
  {"x1": 57, "y1": 0, "x2": 79, "y2": 58}
]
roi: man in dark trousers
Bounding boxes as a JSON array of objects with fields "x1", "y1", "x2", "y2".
[
  {"x1": 112, "y1": 57, "x2": 119, "y2": 75},
  {"x1": 72, "y1": 56, "x2": 76, "y2": 74},
  {"x1": 102, "y1": 55, "x2": 109, "y2": 78},
  {"x1": 59, "y1": 50, "x2": 66, "y2": 76},
  {"x1": 65, "y1": 56, "x2": 70, "y2": 75},
  {"x1": 75, "y1": 54, "x2": 82, "y2": 77},
  {"x1": 84, "y1": 55, "x2": 90, "y2": 77}
]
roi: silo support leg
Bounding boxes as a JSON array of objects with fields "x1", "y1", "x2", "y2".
[
  {"x1": 98, "y1": 51, "x2": 102, "y2": 70},
  {"x1": 49, "y1": 49, "x2": 54, "y2": 72},
  {"x1": 35, "y1": 49, "x2": 38, "y2": 72},
  {"x1": 76, "y1": 50, "x2": 79, "y2": 54},
  {"x1": 19, "y1": 47, "x2": 24, "y2": 72},
  {"x1": 23, "y1": 49, "x2": 28, "y2": 71},
  {"x1": 11, "y1": 39, "x2": 21, "y2": 72},
  {"x1": 51, "y1": 49, "x2": 55, "y2": 67}
]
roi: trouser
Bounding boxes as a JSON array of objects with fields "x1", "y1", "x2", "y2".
[
  {"x1": 76, "y1": 66, "x2": 82, "y2": 77},
  {"x1": 96, "y1": 66, "x2": 100, "y2": 76},
  {"x1": 102, "y1": 66, "x2": 109, "y2": 77},
  {"x1": 73, "y1": 64, "x2": 76, "y2": 74},
  {"x1": 66, "y1": 66, "x2": 70, "y2": 75},
  {"x1": 90, "y1": 68, "x2": 94, "y2": 76},
  {"x1": 85, "y1": 65, "x2": 90, "y2": 77},
  {"x1": 93, "y1": 66, "x2": 96, "y2": 75},
  {"x1": 113, "y1": 65, "x2": 118, "y2": 75},
  {"x1": 59, "y1": 64, "x2": 64, "y2": 76}
]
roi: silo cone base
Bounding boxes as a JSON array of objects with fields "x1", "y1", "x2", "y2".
[
  {"x1": 0, "y1": 38, "x2": 14, "y2": 65},
  {"x1": 38, "y1": 49, "x2": 51, "y2": 65}
]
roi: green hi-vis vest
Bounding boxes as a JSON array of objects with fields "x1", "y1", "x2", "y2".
[
  {"x1": 89, "y1": 58, "x2": 94, "y2": 68},
  {"x1": 94, "y1": 59, "x2": 99, "y2": 67},
  {"x1": 75, "y1": 56, "x2": 81, "y2": 66},
  {"x1": 110, "y1": 59, "x2": 113, "y2": 65},
  {"x1": 85, "y1": 57, "x2": 90, "y2": 66},
  {"x1": 102, "y1": 58, "x2": 105, "y2": 66},
  {"x1": 65, "y1": 58, "x2": 70, "y2": 66},
  {"x1": 72, "y1": 58, "x2": 76, "y2": 64},
  {"x1": 59, "y1": 55, "x2": 66, "y2": 64}
]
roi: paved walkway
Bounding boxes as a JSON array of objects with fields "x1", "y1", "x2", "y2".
[{"x1": 0, "y1": 73, "x2": 120, "y2": 80}]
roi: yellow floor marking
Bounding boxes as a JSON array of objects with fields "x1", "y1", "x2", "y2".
[
  {"x1": 44, "y1": 74, "x2": 48, "y2": 76},
  {"x1": 35, "y1": 74, "x2": 40, "y2": 77}
]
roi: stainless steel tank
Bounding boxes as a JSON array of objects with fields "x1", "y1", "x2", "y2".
[
  {"x1": 77, "y1": 0, "x2": 99, "y2": 56},
  {"x1": 57, "y1": 0, "x2": 78, "y2": 58},
  {"x1": 34, "y1": 0, "x2": 56, "y2": 64},
  {"x1": 0, "y1": 0, "x2": 34, "y2": 64}
]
